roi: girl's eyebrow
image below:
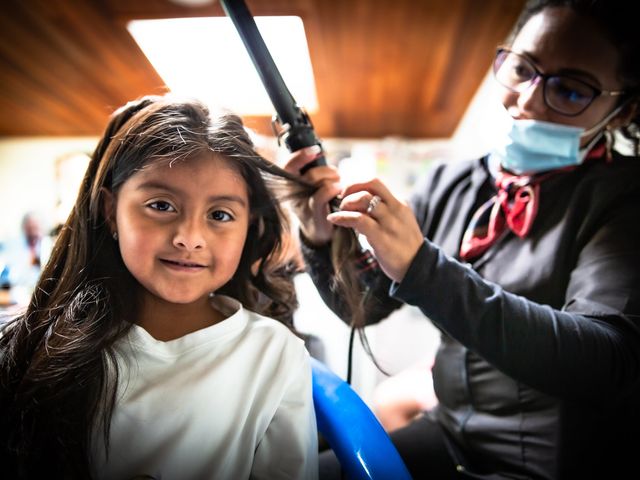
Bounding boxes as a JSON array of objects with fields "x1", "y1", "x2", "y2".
[{"x1": 137, "y1": 180, "x2": 248, "y2": 207}]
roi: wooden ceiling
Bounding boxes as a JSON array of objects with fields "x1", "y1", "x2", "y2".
[{"x1": 0, "y1": 0, "x2": 524, "y2": 139}]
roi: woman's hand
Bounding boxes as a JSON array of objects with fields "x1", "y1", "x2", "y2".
[
  {"x1": 327, "y1": 178, "x2": 424, "y2": 283},
  {"x1": 281, "y1": 146, "x2": 342, "y2": 246}
]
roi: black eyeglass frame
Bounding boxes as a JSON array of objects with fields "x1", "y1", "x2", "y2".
[{"x1": 493, "y1": 47, "x2": 626, "y2": 117}]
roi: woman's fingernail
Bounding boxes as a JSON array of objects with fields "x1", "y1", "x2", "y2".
[{"x1": 303, "y1": 145, "x2": 322, "y2": 156}]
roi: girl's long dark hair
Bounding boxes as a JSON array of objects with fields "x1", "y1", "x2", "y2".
[{"x1": 0, "y1": 95, "x2": 331, "y2": 478}]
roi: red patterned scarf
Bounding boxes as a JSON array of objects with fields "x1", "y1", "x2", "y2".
[{"x1": 459, "y1": 142, "x2": 607, "y2": 262}]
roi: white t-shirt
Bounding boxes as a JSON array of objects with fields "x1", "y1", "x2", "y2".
[{"x1": 92, "y1": 295, "x2": 318, "y2": 480}]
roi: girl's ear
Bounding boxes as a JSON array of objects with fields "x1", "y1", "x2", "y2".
[
  {"x1": 101, "y1": 187, "x2": 117, "y2": 234},
  {"x1": 249, "y1": 213, "x2": 266, "y2": 237}
]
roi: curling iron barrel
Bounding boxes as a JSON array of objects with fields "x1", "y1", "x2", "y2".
[{"x1": 220, "y1": 0, "x2": 325, "y2": 173}]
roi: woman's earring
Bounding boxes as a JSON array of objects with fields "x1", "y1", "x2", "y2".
[
  {"x1": 112, "y1": 231, "x2": 118, "y2": 241},
  {"x1": 605, "y1": 127, "x2": 615, "y2": 161}
]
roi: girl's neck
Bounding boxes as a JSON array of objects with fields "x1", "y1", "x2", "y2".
[{"x1": 135, "y1": 292, "x2": 226, "y2": 341}]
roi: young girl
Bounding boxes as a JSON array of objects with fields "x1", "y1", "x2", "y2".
[{"x1": 0, "y1": 96, "x2": 319, "y2": 479}]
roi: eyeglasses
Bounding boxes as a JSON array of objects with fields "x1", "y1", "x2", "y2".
[{"x1": 493, "y1": 48, "x2": 626, "y2": 116}]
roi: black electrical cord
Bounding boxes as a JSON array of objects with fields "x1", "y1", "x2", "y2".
[
  {"x1": 340, "y1": 325, "x2": 358, "y2": 480},
  {"x1": 346, "y1": 324, "x2": 357, "y2": 385}
]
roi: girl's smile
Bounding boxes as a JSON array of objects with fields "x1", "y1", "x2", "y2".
[{"x1": 159, "y1": 258, "x2": 208, "y2": 272}]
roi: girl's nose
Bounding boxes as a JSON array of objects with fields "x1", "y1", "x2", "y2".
[{"x1": 173, "y1": 218, "x2": 205, "y2": 251}]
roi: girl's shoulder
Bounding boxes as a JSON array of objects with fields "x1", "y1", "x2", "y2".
[
  {"x1": 246, "y1": 310, "x2": 309, "y2": 354},
  {"x1": 246, "y1": 310, "x2": 304, "y2": 344},
  {"x1": 242, "y1": 313, "x2": 311, "y2": 375}
]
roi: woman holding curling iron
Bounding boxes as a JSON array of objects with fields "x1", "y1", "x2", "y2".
[{"x1": 285, "y1": 0, "x2": 640, "y2": 478}]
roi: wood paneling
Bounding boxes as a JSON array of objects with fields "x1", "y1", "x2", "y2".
[{"x1": 0, "y1": 0, "x2": 525, "y2": 139}]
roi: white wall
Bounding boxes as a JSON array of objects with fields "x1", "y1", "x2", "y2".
[
  {"x1": 451, "y1": 68, "x2": 510, "y2": 159},
  {"x1": 0, "y1": 137, "x2": 96, "y2": 239}
]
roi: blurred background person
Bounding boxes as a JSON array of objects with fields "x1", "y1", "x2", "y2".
[{"x1": 0, "y1": 211, "x2": 53, "y2": 307}]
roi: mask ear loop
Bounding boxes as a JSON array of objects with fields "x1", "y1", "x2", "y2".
[
  {"x1": 579, "y1": 100, "x2": 629, "y2": 161},
  {"x1": 579, "y1": 131, "x2": 607, "y2": 161}
]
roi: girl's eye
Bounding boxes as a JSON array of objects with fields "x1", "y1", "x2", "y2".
[
  {"x1": 148, "y1": 201, "x2": 175, "y2": 212},
  {"x1": 210, "y1": 210, "x2": 233, "y2": 222}
]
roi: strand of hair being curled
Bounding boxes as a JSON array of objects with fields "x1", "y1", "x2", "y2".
[
  {"x1": 244, "y1": 148, "x2": 383, "y2": 375},
  {"x1": 329, "y1": 228, "x2": 388, "y2": 376}
]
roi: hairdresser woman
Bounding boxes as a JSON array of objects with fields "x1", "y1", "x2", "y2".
[{"x1": 284, "y1": 0, "x2": 640, "y2": 478}]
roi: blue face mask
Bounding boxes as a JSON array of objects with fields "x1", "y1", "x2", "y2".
[
  {"x1": 490, "y1": 102, "x2": 626, "y2": 175},
  {"x1": 491, "y1": 118, "x2": 585, "y2": 175}
]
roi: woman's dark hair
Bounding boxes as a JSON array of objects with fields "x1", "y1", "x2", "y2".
[
  {"x1": 512, "y1": 0, "x2": 640, "y2": 154},
  {"x1": 0, "y1": 95, "x2": 322, "y2": 478}
]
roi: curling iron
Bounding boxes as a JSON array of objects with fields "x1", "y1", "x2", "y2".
[
  {"x1": 220, "y1": 0, "x2": 378, "y2": 274},
  {"x1": 220, "y1": 0, "x2": 325, "y2": 174}
]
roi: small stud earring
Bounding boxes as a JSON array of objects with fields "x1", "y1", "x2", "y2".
[
  {"x1": 112, "y1": 231, "x2": 118, "y2": 241},
  {"x1": 604, "y1": 127, "x2": 615, "y2": 162}
]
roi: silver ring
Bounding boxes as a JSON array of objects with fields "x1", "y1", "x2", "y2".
[{"x1": 366, "y1": 194, "x2": 381, "y2": 214}]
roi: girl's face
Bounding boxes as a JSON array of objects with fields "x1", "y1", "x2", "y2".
[
  {"x1": 500, "y1": 7, "x2": 626, "y2": 145},
  {"x1": 105, "y1": 153, "x2": 250, "y2": 306}
]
